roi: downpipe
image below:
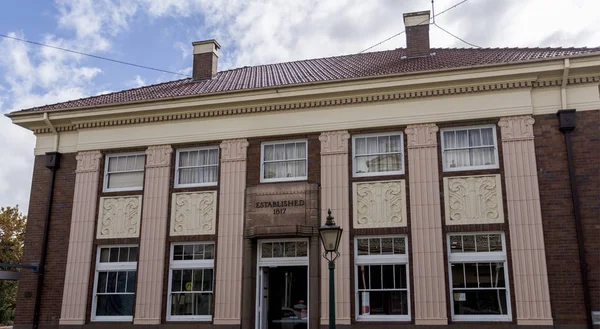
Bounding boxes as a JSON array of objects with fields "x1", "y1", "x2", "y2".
[
  {"x1": 32, "y1": 113, "x2": 61, "y2": 329},
  {"x1": 557, "y1": 109, "x2": 592, "y2": 329}
]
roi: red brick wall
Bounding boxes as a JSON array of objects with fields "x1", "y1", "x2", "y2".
[
  {"x1": 534, "y1": 110, "x2": 600, "y2": 326},
  {"x1": 15, "y1": 153, "x2": 76, "y2": 328}
]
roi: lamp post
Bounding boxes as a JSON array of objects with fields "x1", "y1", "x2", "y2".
[{"x1": 318, "y1": 209, "x2": 343, "y2": 329}]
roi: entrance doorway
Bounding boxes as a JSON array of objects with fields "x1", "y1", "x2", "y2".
[{"x1": 256, "y1": 240, "x2": 309, "y2": 329}]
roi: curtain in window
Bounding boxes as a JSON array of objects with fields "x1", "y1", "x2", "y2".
[
  {"x1": 178, "y1": 149, "x2": 219, "y2": 185},
  {"x1": 263, "y1": 142, "x2": 306, "y2": 179},
  {"x1": 355, "y1": 135, "x2": 402, "y2": 174},
  {"x1": 444, "y1": 128, "x2": 495, "y2": 169}
]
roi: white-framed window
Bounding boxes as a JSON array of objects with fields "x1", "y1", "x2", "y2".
[
  {"x1": 91, "y1": 245, "x2": 138, "y2": 322},
  {"x1": 175, "y1": 147, "x2": 219, "y2": 188},
  {"x1": 354, "y1": 236, "x2": 410, "y2": 321},
  {"x1": 260, "y1": 139, "x2": 307, "y2": 183},
  {"x1": 448, "y1": 232, "x2": 511, "y2": 322},
  {"x1": 441, "y1": 125, "x2": 499, "y2": 171},
  {"x1": 353, "y1": 133, "x2": 404, "y2": 177},
  {"x1": 103, "y1": 153, "x2": 146, "y2": 192},
  {"x1": 167, "y1": 242, "x2": 215, "y2": 321}
]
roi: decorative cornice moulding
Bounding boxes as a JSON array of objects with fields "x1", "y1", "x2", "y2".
[
  {"x1": 75, "y1": 151, "x2": 102, "y2": 173},
  {"x1": 220, "y1": 139, "x2": 249, "y2": 162},
  {"x1": 97, "y1": 196, "x2": 142, "y2": 239},
  {"x1": 319, "y1": 131, "x2": 350, "y2": 155},
  {"x1": 405, "y1": 123, "x2": 439, "y2": 148},
  {"x1": 498, "y1": 115, "x2": 535, "y2": 141},
  {"x1": 170, "y1": 191, "x2": 217, "y2": 236},
  {"x1": 145, "y1": 145, "x2": 173, "y2": 168}
]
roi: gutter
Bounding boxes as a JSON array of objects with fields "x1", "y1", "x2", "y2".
[
  {"x1": 32, "y1": 115, "x2": 61, "y2": 329},
  {"x1": 557, "y1": 109, "x2": 592, "y2": 329}
]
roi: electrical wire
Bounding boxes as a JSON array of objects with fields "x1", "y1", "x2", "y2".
[
  {"x1": 358, "y1": 0, "x2": 469, "y2": 53},
  {"x1": 0, "y1": 33, "x2": 191, "y2": 77},
  {"x1": 433, "y1": 23, "x2": 481, "y2": 48}
]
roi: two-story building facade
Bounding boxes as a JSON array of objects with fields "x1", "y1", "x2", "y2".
[{"x1": 7, "y1": 11, "x2": 600, "y2": 329}]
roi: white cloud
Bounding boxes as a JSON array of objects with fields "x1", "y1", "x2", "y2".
[{"x1": 129, "y1": 75, "x2": 146, "y2": 88}]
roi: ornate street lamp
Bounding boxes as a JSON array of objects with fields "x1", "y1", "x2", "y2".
[{"x1": 319, "y1": 209, "x2": 343, "y2": 329}]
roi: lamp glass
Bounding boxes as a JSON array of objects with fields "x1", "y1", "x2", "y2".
[{"x1": 319, "y1": 226, "x2": 343, "y2": 253}]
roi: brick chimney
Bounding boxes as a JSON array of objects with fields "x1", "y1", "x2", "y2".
[
  {"x1": 403, "y1": 11, "x2": 431, "y2": 58},
  {"x1": 192, "y1": 39, "x2": 221, "y2": 80}
]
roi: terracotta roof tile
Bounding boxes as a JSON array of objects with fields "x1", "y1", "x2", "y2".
[{"x1": 14, "y1": 47, "x2": 600, "y2": 113}]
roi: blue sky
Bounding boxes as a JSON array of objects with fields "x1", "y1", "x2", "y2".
[{"x1": 1, "y1": 0, "x2": 599, "y2": 213}]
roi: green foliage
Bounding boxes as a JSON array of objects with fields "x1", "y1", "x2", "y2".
[{"x1": 0, "y1": 206, "x2": 26, "y2": 325}]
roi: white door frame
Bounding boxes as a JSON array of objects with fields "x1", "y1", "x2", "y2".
[{"x1": 255, "y1": 238, "x2": 310, "y2": 329}]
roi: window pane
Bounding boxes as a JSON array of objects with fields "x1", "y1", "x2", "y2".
[
  {"x1": 96, "y1": 294, "x2": 134, "y2": 316},
  {"x1": 108, "y1": 157, "x2": 118, "y2": 172},
  {"x1": 451, "y1": 263, "x2": 465, "y2": 288},
  {"x1": 284, "y1": 242, "x2": 296, "y2": 257},
  {"x1": 489, "y1": 234, "x2": 502, "y2": 252},
  {"x1": 382, "y1": 265, "x2": 395, "y2": 289},
  {"x1": 357, "y1": 265, "x2": 370, "y2": 290},
  {"x1": 182, "y1": 270, "x2": 193, "y2": 291},
  {"x1": 370, "y1": 265, "x2": 382, "y2": 289},
  {"x1": 109, "y1": 248, "x2": 119, "y2": 263},
  {"x1": 463, "y1": 235, "x2": 476, "y2": 252},
  {"x1": 107, "y1": 171, "x2": 144, "y2": 189},
  {"x1": 273, "y1": 242, "x2": 283, "y2": 258},
  {"x1": 97, "y1": 272, "x2": 108, "y2": 293},
  {"x1": 357, "y1": 239, "x2": 369, "y2": 255},
  {"x1": 126, "y1": 271, "x2": 136, "y2": 293},
  {"x1": 173, "y1": 245, "x2": 184, "y2": 260},
  {"x1": 100, "y1": 248, "x2": 110, "y2": 262},
  {"x1": 179, "y1": 151, "x2": 190, "y2": 167},
  {"x1": 126, "y1": 156, "x2": 137, "y2": 171},
  {"x1": 369, "y1": 238, "x2": 381, "y2": 255},
  {"x1": 170, "y1": 293, "x2": 212, "y2": 316},
  {"x1": 494, "y1": 263, "x2": 506, "y2": 288},
  {"x1": 393, "y1": 237, "x2": 405, "y2": 254},
  {"x1": 469, "y1": 129, "x2": 482, "y2": 147},
  {"x1": 193, "y1": 244, "x2": 205, "y2": 260},
  {"x1": 274, "y1": 144, "x2": 285, "y2": 161},
  {"x1": 390, "y1": 135, "x2": 401, "y2": 152},
  {"x1": 262, "y1": 243, "x2": 272, "y2": 258},
  {"x1": 450, "y1": 235, "x2": 463, "y2": 253},
  {"x1": 455, "y1": 130, "x2": 469, "y2": 148},
  {"x1": 209, "y1": 149, "x2": 219, "y2": 165},
  {"x1": 481, "y1": 128, "x2": 494, "y2": 146},
  {"x1": 453, "y1": 289, "x2": 508, "y2": 315},
  {"x1": 116, "y1": 271, "x2": 127, "y2": 292},
  {"x1": 204, "y1": 244, "x2": 214, "y2": 260},
  {"x1": 183, "y1": 245, "x2": 194, "y2": 260},
  {"x1": 195, "y1": 293, "x2": 212, "y2": 315},
  {"x1": 128, "y1": 247, "x2": 138, "y2": 262},
  {"x1": 107, "y1": 272, "x2": 118, "y2": 292},
  {"x1": 445, "y1": 149, "x2": 470, "y2": 169},
  {"x1": 381, "y1": 238, "x2": 393, "y2": 255},
  {"x1": 118, "y1": 247, "x2": 130, "y2": 262},
  {"x1": 355, "y1": 138, "x2": 366, "y2": 155},
  {"x1": 394, "y1": 264, "x2": 407, "y2": 289},
  {"x1": 116, "y1": 156, "x2": 127, "y2": 171},
  {"x1": 285, "y1": 143, "x2": 296, "y2": 159},
  {"x1": 193, "y1": 269, "x2": 203, "y2": 291},
  {"x1": 297, "y1": 142, "x2": 306, "y2": 158},
  {"x1": 361, "y1": 291, "x2": 408, "y2": 315},
  {"x1": 478, "y1": 263, "x2": 493, "y2": 288},
  {"x1": 263, "y1": 145, "x2": 274, "y2": 161},
  {"x1": 444, "y1": 130, "x2": 456, "y2": 149},
  {"x1": 171, "y1": 270, "x2": 183, "y2": 292},
  {"x1": 476, "y1": 234, "x2": 489, "y2": 252},
  {"x1": 464, "y1": 263, "x2": 479, "y2": 288},
  {"x1": 202, "y1": 269, "x2": 213, "y2": 291},
  {"x1": 297, "y1": 241, "x2": 308, "y2": 257},
  {"x1": 135, "y1": 155, "x2": 145, "y2": 170},
  {"x1": 378, "y1": 136, "x2": 388, "y2": 153}
]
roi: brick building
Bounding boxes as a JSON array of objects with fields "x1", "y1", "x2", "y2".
[{"x1": 6, "y1": 10, "x2": 600, "y2": 329}]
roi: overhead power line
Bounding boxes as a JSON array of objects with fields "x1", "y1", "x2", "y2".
[
  {"x1": 358, "y1": 0, "x2": 469, "y2": 53},
  {"x1": 433, "y1": 23, "x2": 481, "y2": 48},
  {"x1": 0, "y1": 33, "x2": 191, "y2": 77}
]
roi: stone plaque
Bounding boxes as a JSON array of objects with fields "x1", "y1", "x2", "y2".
[{"x1": 245, "y1": 182, "x2": 319, "y2": 237}]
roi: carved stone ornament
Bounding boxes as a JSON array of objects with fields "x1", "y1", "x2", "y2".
[
  {"x1": 75, "y1": 151, "x2": 103, "y2": 173},
  {"x1": 443, "y1": 174, "x2": 504, "y2": 225},
  {"x1": 498, "y1": 116, "x2": 535, "y2": 141},
  {"x1": 220, "y1": 139, "x2": 249, "y2": 161},
  {"x1": 319, "y1": 130, "x2": 350, "y2": 155},
  {"x1": 170, "y1": 191, "x2": 217, "y2": 236},
  {"x1": 353, "y1": 180, "x2": 407, "y2": 228},
  {"x1": 97, "y1": 196, "x2": 142, "y2": 239},
  {"x1": 145, "y1": 145, "x2": 173, "y2": 168},
  {"x1": 405, "y1": 123, "x2": 438, "y2": 148}
]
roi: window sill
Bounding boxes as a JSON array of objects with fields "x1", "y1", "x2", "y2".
[
  {"x1": 167, "y1": 316, "x2": 212, "y2": 322},
  {"x1": 353, "y1": 170, "x2": 404, "y2": 178},
  {"x1": 443, "y1": 164, "x2": 499, "y2": 172},
  {"x1": 356, "y1": 315, "x2": 411, "y2": 322},
  {"x1": 174, "y1": 182, "x2": 218, "y2": 188},
  {"x1": 260, "y1": 176, "x2": 307, "y2": 183},
  {"x1": 91, "y1": 316, "x2": 133, "y2": 322},
  {"x1": 452, "y1": 315, "x2": 512, "y2": 322},
  {"x1": 102, "y1": 186, "x2": 144, "y2": 193}
]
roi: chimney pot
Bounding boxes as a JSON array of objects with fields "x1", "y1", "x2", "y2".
[
  {"x1": 403, "y1": 11, "x2": 431, "y2": 58},
  {"x1": 192, "y1": 39, "x2": 221, "y2": 80}
]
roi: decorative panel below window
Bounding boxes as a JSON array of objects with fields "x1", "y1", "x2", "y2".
[
  {"x1": 443, "y1": 175, "x2": 504, "y2": 225},
  {"x1": 353, "y1": 180, "x2": 407, "y2": 229},
  {"x1": 170, "y1": 192, "x2": 217, "y2": 236},
  {"x1": 97, "y1": 196, "x2": 142, "y2": 239}
]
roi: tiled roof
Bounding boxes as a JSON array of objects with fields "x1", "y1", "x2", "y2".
[{"x1": 15, "y1": 47, "x2": 600, "y2": 113}]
